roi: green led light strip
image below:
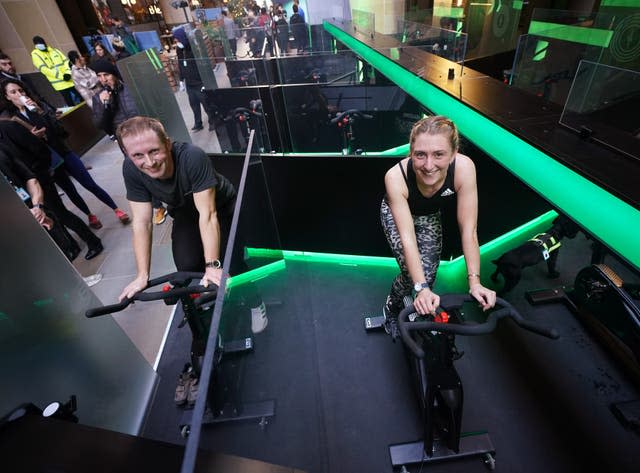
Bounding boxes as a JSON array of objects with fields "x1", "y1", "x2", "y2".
[
  {"x1": 242, "y1": 209, "x2": 558, "y2": 292},
  {"x1": 323, "y1": 20, "x2": 640, "y2": 269},
  {"x1": 227, "y1": 260, "x2": 286, "y2": 289},
  {"x1": 528, "y1": 21, "x2": 613, "y2": 47},
  {"x1": 600, "y1": 0, "x2": 638, "y2": 7},
  {"x1": 434, "y1": 6, "x2": 465, "y2": 18}
]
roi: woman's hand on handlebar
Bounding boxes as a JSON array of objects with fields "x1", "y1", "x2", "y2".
[
  {"x1": 469, "y1": 283, "x2": 496, "y2": 312},
  {"x1": 201, "y1": 267, "x2": 222, "y2": 288},
  {"x1": 414, "y1": 288, "x2": 440, "y2": 316},
  {"x1": 119, "y1": 275, "x2": 148, "y2": 302}
]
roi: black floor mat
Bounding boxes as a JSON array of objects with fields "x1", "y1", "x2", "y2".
[{"x1": 142, "y1": 236, "x2": 640, "y2": 473}]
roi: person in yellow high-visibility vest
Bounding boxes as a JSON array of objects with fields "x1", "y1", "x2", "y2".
[{"x1": 30, "y1": 35, "x2": 81, "y2": 106}]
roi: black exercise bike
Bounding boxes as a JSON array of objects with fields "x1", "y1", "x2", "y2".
[
  {"x1": 86, "y1": 271, "x2": 275, "y2": 436},
  {"x1": 367, "y1": 294, "x2": 558, "y2": 470}
]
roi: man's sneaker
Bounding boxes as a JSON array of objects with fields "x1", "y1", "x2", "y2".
[
  {"x1": 187, "y1": 375, "x2": 199, "y2": 406},
  {"x1": 83, "y1": 273, "x2": 103, "y2": 287},
  {"x1": 88, "y1": 214, "x2": 102, "y2": 229},
  {"x1": 191, "y1": 124, "x2": 204, "y2": 132},
  {"x1": 175, "y1": 371, "x2": 192, "y2": 406},
  {"x1": 251, "y1": 301, "x2": 268, "y2": 334},
  {"x1": 153, "y1": 207, "x2": 167, "y2": 225},
  {"x1": 115, "y1": 209, "x2": 130, "y2": 224}
]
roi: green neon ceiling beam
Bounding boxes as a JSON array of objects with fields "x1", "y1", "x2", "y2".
[
  {"x1": 528, "y1": 21, "x2": 613, "y2": 47},
  {"x1": 323, "y1": 20, "x2": 640, "y2": 270}
]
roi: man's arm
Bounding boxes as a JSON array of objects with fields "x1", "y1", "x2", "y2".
[
  {"x1": 119, "y1": 200, "x2": 153, "y2": 300},
  {"x1": 193, "y1": 187, "x2": 222, "y2": 287}
]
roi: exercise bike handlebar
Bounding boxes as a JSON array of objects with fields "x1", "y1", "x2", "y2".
[
  {"x1": 85, "y1": 271, "x2": 218, "y2": 318},
  {"x1": 398, "y1": 294, "x2": 559, "y2": 359},
  {"x1": 330, "y1": 109, "x2": 374, "y2": 124}
]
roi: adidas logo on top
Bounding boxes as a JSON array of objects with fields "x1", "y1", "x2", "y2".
[{"x1": 440, "y1": 188, "x2": 455, "y2": 197}]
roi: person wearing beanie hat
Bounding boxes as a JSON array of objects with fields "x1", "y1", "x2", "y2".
[
  {"x1": 90, "y1": 58, "x2": 168, "y2": 225},
  {"x1": 30, "y1": 35, "x2": 81, "y2": 106},
  {"x1": 172, "y1": 26, "x2": 216, "y2": 132},
  {"x1": 90, "y1": 58, "x2": 121, "y2": 79},
  {"x1": 68, "y1": 51, "x2": 101, "y2": 108}
]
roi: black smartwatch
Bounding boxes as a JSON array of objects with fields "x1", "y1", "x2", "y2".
[{"x1": 205, "y1": 259, "x2": 221, "y2": 269}]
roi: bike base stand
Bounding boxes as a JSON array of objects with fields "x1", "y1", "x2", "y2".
[
  {"x1": 179, "y1": 400, "x2": 276, "y2": 436},
  {"x1": 390, "y1": 433, "x2": 496, "y2": 469}
]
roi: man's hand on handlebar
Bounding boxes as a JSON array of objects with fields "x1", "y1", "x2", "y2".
[
  {"x1": 414, "y1": 288, "x2": 440, "y2": 316},
  {"x1": 469, "y1": 283, "x2": 496, "y2": 312},
  {"x1": 201, "y1": 267, "x2": 223, "y2": 288},
  {"x1": 119, "y1": 275, "x2": 148, "y2": 302}
]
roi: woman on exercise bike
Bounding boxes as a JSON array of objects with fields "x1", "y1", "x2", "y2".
[{"x1": 381, "y1": 115, "x2": 496, "y2": 332}]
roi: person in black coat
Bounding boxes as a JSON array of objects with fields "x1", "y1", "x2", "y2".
[
  {"x1": 289, "y1": 4, "x2": 307, "y2": 53},
  {"x1": 0, "y1": 119, "x2": 103, "y2": 260},
  {"x1": 172, "y1": 27, "x2": 216, "y2": 132}
]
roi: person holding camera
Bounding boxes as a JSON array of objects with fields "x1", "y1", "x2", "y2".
[{"x1": 30, "y1": 35, "x2": 81, "y2": 106}]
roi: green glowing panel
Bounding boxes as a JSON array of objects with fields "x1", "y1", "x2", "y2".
[
  {"x1": 528, "y1": 21, "x2": 613, "y2": 47},
  {"x1": 534, "y1": 40, "x2": 549, "y2": 61},
  {"x1": 434, "y1": 6, "x2": 465, "y2": 18},
  {"x1": 600, "y1": 0, "x2": 639, "y2": 6},
  {"x1": 323, "y1": 20, "x2": 640, "y2": 269},
  {"x1": 513, "y1": 0, "x2": 524, "y2": 9},
  {"x1": 243, "y1": 210, "x2": 557, "y2": 292},
  {"x1": 379, "y1": 143, "x2": 410, "y2": 156},
  {"x1": 227, "y1": 260, "x2": 286, "y2": 289}
]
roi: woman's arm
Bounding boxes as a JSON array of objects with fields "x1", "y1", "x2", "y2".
[
  {"x1": 386, "y1": 160, "x2": 440, "y2": 314},
  {"x1": 455, "y1": 154, "x2": 496, "y2": 310}
]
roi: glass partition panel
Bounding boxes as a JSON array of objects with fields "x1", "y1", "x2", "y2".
[
  {"x1": 276, "y1": 49, "x2": 359, "y2": 84},
  {"x1": 394, "y1": 19, "x2": 468, "y2": 64},
  {"x1": 189, "y1": 133, "x2": 284, "y2": 470},
  {"x1": 510, "y1": 33, "x2": 608, "y2": 105},
  {"x1": 464, "y1": 0, "x2": 523, "y2": 60},
  {"x1": 119, "y1": 51, "x2": 192, "y2": 145},
  {"x1": 0, "y1": 177, "x2": 157, "y2": 434},
  {"x1": 281, "y1": 79, "x2": 426, "y2": 153},
  {"x1": 560, "y1": 60, "x2": 639, "y2": 160},
  {"x1": 528, "y1": 8, "x2": 637, "y2": 72},
  {"x1": 351, "y1": 8, "x2": 375, "y2": 38}
]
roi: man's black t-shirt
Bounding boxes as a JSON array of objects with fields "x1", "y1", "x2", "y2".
[{"x1": 123, "y1": 141, "x2": 236, "y2": 215}]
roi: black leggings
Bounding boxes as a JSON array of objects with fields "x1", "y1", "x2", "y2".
[{"x1": 170, "y1": 198, "x2": 260, "y2": 307}]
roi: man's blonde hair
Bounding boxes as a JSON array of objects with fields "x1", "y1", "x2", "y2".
[{"x1": 116, "y1": 116, "x2": 169, "y2": 153}]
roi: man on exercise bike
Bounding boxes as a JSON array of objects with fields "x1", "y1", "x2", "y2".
[
  {"x1": 381, "y1": 116, "x2": 496, "y2": 336},
  {"x1": 116, "y1": 116, "x2": 267, "y2": 334}
]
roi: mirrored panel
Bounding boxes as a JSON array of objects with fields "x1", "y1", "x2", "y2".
[{"x1": 560, "y1": 60, "x2": 639, "y2": 160}]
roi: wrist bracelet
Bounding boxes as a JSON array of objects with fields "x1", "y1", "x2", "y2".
[{"x1": 467, "y1": 273, "x2": 480, "y2": 279}]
